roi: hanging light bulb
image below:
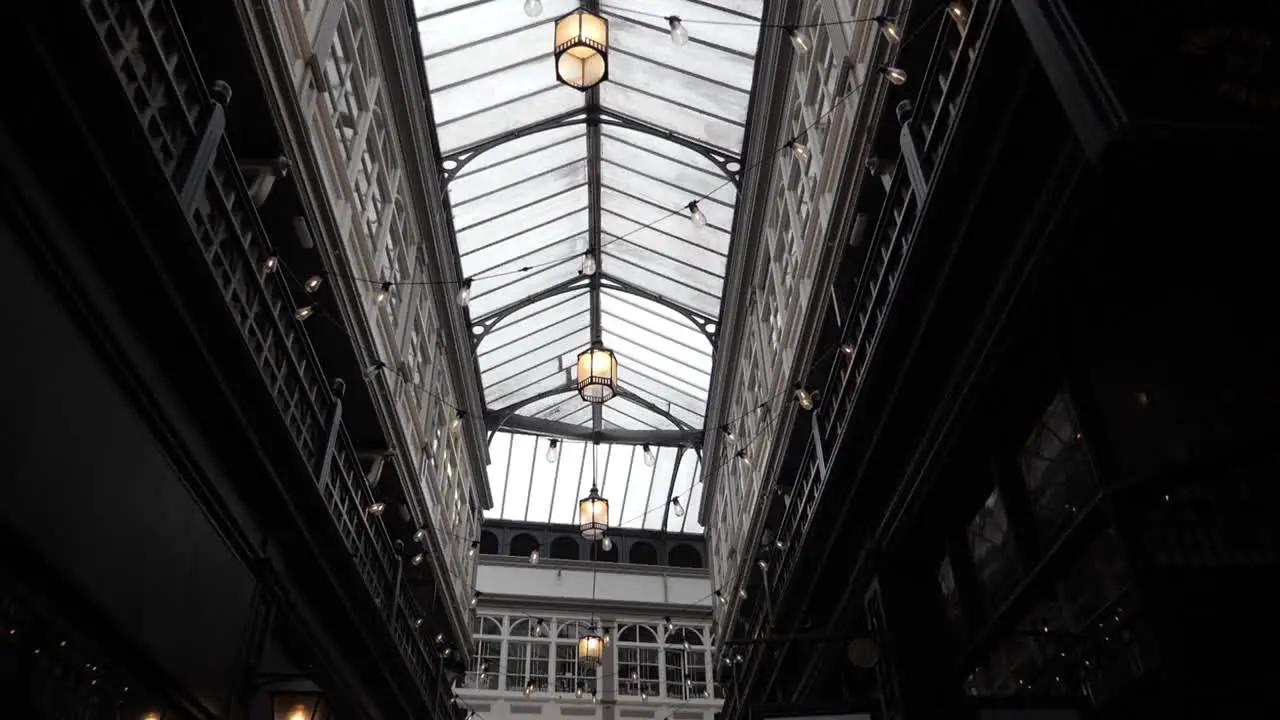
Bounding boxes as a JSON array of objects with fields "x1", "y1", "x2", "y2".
[
  {"x1": 671, "y1": 497, "x2": 685, "y2": 517},
  {"x1": 435, "y1": 632, "x2": 446, "y2": 644},
  {"x1": 366, "y1": 501, "x2": 386, "y2": 516},
  {"x1": 714, "y1": 590, "x2": 728, "y2": 604},
  {"x1": 364, "y1": 361, "x2": 387, "y2": 380},
  {"x1": 737, "y1": 586, "x2": 748, "y2": 600},
  {"x1": 875, "y1": 15, "x2": 902, "y2": 43},
  {"x1": 794, "y1": 386, "x2": 814, "y2": 410},
  {"x1": 450, "y1": 411, "x2": 465, "y2": 431},
  {"x1": 721, "y1": 425, "x2": 735, "y2": 442},
  {"x1": 470, "y1": 591, "x2": 482, "y2": 608},
  {"x1": 411, "y1": 553, "x2": 425, "y2": 566},
  {"x1": 703, "y1": 687, "x2": 711, "y2": 699},
  {"x1": 682, "y1": 639, "x2": 691, "y2": 651},
  {"x1": 642, "y1": 444, "x2": 656, "y2": 467},
  {"x1": 947, "y1": 1, "x2": 970, "y2": 27},
  {"x1": 640, "y1": 689, "x2": 648, "y2": 702},
  {"x1": 456, "y1": 278, "x2": 473, "y2": 307},
  {"x1": 757, "y1": 558, "x2": 769, "y2": 572},
  {"x1": 664, "y1": 617, "x2": 674, "y2": 632},
  {"x1": 263, "y1": 255, "x2": 279, "y2": 273},
  {"x1": 592, "y1": 692, "x2": 599, "y2": 704},
  {"x1": 529, "y1": 546, "x2": 541, "y2": 565},
  {"x1": 535, "y1": 619, "x2": 546, "y2": 637},
  {"x1": 840, "y1": 342, "x2": 855, "y2": 358},
  {"x1": 687, "y1": 201, "x2": 707, "y2": 228},
  {"x1": 788, "y1": 138, "x2": 810, "y2": 162},
  {"x1": 294, "y1": 305, "x2": 314, "y2": 321},
  {"x1": 736, "y1": 449, "x2": 751, "y2": 467},
  {"x1": 524, "y1": 0, "x2": 542, "y2": 18},
  {"x1": 524, "y1": 682, "x2": 534, "y2": 697},
  {"x1": 304, "y1": 275, "x2": 323, "y2": 293},
  {"x1": 576, "y1": 684, "x2": 584, "y2": 699},
  {"x1": 774, "y1": 538, "x2": 787, "y2": 550},
  {"x1": 667, "y1": 16, "x2": 689, "y2": 45},
  {"x1": 879, "y1": 65, "x2": 908, "y2": 85},
  {"x1": 546, "y1": 438, "x2": 560, "y2": 463},
  {"x1": 630, "y1": 669, "x2": 639, "y2": 681},
  {"x1": 601, "y1": 535, "x2": 613, "y2": 552},
  {"x1": 468, "y1": 541, "x2": 479, "y2": 557},
  {"x1": 374, "y1": 281, "x2": 392, "y2": 304},
  {"x1": 580, "y1": 252, "x2": 597, "y2": 276},
  {"x1": 787, "y1": 27, "x2": 811, "y2": 54}
]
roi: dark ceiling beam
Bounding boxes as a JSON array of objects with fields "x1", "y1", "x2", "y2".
[
  {"x1": 487, "y1": 385, "x2": 697, "y2": 436},
  {"x1": 439, "y1": 110, "x2": 743, "y2": 185},
  {"x1": 484, "y1": 412, "x2": 700, "y2": 446},
  {"x1": 468, "y1": 275, "x2": 590, "y2": 345},
  {"x1": 585, "y1": 11, "x2": 605, "y2": 438}
]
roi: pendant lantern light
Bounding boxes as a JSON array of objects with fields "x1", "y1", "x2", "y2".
[
  {"x1": 579, "y1": 482, "x2": 610, "y2": 539},
  {"x1": 576, "y1": 345, "x2": 619, "y2": 403},
  {"x1": 554, "y1": 8, "x2": 609, "y2": 90},
  {"x1": 579, "y1": 441, "x2": 609, "y2": 539},
  {"x1": 578, "y1": 628, "x2": 605, "y2": 668}
]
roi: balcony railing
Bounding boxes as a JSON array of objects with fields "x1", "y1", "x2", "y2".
[
  {"x1": 78, "y1": 0, "x2": 444, "y2": 712},
  {"x1": 726, "y1": 1, "x2": 991, "y2": 709}
]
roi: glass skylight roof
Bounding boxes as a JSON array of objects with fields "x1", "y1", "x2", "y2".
[
  {"x1": 487, "y1": 432, "x2": 705, "y2": 533},
  {"x1": 412, "y1": 0, "x2": 763, "y2": 533}
]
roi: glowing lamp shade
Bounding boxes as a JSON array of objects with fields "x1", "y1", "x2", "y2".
[
  {"x1": 554, "y1": 9, "x2": 609, "y2": 90},
  {"x1": 576, "y1": 346, "x2": 618, "y2": 403},
  {"x1": 579, "y1": 487, "x2": 610, "y2": 539},
  {"x1": 578, "y1": 632, "x2": 605, "y2": 668}
]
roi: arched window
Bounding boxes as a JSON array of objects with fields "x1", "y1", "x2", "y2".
[
  {"x1": 468, "y1": 615, "x2": 502, "y2": 690},
  {"x1": 616, "y1": 624, "x2": 660, "y2": 697},
  {"x1": 629, "y1": 541, "x2": 659, "y2": 565},
  {"x1": 668, "y1": 543, "x2": 703, "y2": 568},
  {"x1": 549, "y1": 536, "x2": 580, "y2": 560},
  {"x1": 509, "y1": 532, "x2": 538, "y2": 558},
  {"x1": 663, "y1": 626, "x2": 709, "y2": 700},
  {"x1": 552, "y1": 619, "x2": 600, "y2": 695},
  {"x1": 479, "y1": 530, "x2": 499, "y2": 555},
  {"x1": 507, "y1": 617, "x2": 550, "y2": 692}
]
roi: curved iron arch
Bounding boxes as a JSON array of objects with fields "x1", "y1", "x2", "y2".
[{"x1": 440, "y1": 107, "x2": 742, "y2": 185}]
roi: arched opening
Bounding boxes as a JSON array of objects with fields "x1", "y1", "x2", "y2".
[
  {"x1": 629, "y1": 540, "x2": 659, "y2": 565},
  {"x1": 549, "y1": 535, "x2": 580, "y2": 560},
  {"x1": 509, "y1": 532, "x2": 538, "y2": 558},
  {"x1": 479, "y1": 530, "x2": 499, "y2": 555},
  {"x1": 668, "y1": 543, "x2": 702, "y2": 568}
]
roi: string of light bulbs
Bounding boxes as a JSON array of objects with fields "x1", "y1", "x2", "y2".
[{"x1": 268, "y1": 2, "x2": 942, "y2": 306}]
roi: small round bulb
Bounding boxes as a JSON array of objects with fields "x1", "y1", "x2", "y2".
[
  {"x1": 374, "y1": 281, "x2": 391, "y2": 304},
  {"x1": 794, "y1": 387, "x2": 814, "y2": 410},
  {"x1": 790, "y1": 140, "x2": 810, "y2": 162},
  {"x1": 601, "y1": 535, "x2": 613, "y2": 552},
  {"x1": 672, "y1": 498, "x2": 685, "y2": 517},
  {"x1": 688, "y1": 201, "x2": 707, "y2": 228},
  {"x1": 263, "y1": 256, "x2": 279, "y2": 273},
  {"x1": 876, "y1": 16, "x2": 902, "y2": 44},
  {"x1": 456, "y1": 279, "x2": 472, "y2": 307},
  {"x1": 880, "y1": 65, "x2": 908, "y2": 85},
  {"x1": 576, "y1": 686, "x2": 584, "y2": 699},
  {"x1": 529, "y1": 547, "x2": 541, "y2": 565},
  {"x1": 642, "y1": 444, "x2": 656, "y2": 467},
  {"x1": 304, "y1": 275, "x2": 323, "y2": 293},
  {"x1": 294, "y1": 305, "x2": 314, "y2": 321},
  {"x1": 523, "y1": 0, "x2": 542, "y2": 18},
  {"x1": 668, "y1": 16, "x2": 689, "y2": 46},
  {"x1": 367, "y1": 501, "x2": 386, "y2": 516},
  {"x1": 546, "y1": 439, "x2": 560, "y2": 463},
  {"x1": 581, "y1": 254, "x2": 597, "y2": 275},
  {"x1": 789, "y1": 28, "x2": 811, "y2": 54},
  {"x1": 948, "y1": 1, "x2": 970, "y2": 27}
]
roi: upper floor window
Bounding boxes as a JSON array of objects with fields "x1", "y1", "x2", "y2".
[
  {"x1": 553, "y1": 621, "x2": 601, "y2": 696},
  {"x1": 616, "y1": 624, "x2": 661, "y2": 697}
]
